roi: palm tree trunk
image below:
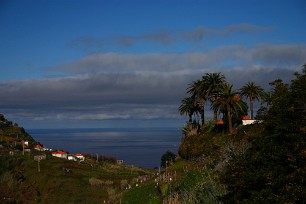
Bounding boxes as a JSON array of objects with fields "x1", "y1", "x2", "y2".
[
  {"x1": 227, "y1": 105, "x2": 233, "y2": 133},
  {"x1": 250, "y1": 98, "x2": 254, "y2": 119},
  {"x1": 201, "y1": 98, "x2": 205, "y2": 126},
  {"x1": 213, "y1": 110, "x2": 218, "y2": 122},
  {"x1": 211, "y1": 97, "x2": 218, "y2": 122},
  {"x1": 201, "y1": 107, "x2": 205, "y2": 126}
]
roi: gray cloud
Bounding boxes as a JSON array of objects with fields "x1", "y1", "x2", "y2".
[
  {"x1": 222, "y1": 23, "x2": 275, "y2": 35},
  {"x1": 1, "y1": 43, "x2": 305, "y2": 126},
  {"x1": 118, "y1": 30, "x2": 175, "y2": 46},
  {"x1": 68, "y1": 23, "x2": 274, "y2": 50},
  {"x1": 252, "y1": 44, "x2": 305, "y2": 66},
  {"x1": 57, "y1": 44, "x2": 306, "y2": 74}
]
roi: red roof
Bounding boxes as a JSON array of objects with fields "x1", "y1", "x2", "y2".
[
  {"x1": 242, "y1": 116, "x2": 251, "y2": 120},
  {"x1": 52, "y1": 150, "x2": 67, "y2": 155},
  {"x1": 75, "y1": 153, "x2": 83, "y2": 156},
  {"x1": 217, "y1": 120, "x2": 224, "y2": 125}
]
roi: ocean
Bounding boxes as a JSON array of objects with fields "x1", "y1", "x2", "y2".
[{"x1": 28, "y1": 128, "x2": 181, "y2": 169}]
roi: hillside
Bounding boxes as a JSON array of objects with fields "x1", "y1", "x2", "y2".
[
  {"x1": 1, "y1": 101, "x2": 305, "y2": 203},
  {"x1": 0, "y1": 115, "x2": 156, "y2": 203},
  {"x1": 160, "y1": 68, "x2": 306, "y2": 203}
]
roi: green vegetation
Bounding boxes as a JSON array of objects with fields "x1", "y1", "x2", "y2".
[
  {"x1": 160, "y1": 151, "x2": 176, "y2": 168},
  {"x1": 169, "y1": 65, "x2": 305, "y2": 203},
  {"x1": 0, "y1": 116, "x2": 155, "y2": 203},
  {"x1": 122, "y1": 183, "x2": 162, "y2": 204},
  {"x1": 239, "y1": 81, "x2": 265, "y2": 119},
  {"x1": 0, "y1": 151, "x2": 155, "y2": 203}
]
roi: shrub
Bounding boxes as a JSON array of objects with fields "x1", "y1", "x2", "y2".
[
  {"x1": 215, "y1": 139, "x2": 251, "y2": 172},
  {"x1": 161, "y1": 151, "x2": 177, "y2": 168},
  {"x1": 169, "y1": 170, "x2": 226, "y2": 204}
]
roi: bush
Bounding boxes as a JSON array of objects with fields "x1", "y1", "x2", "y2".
[
  {"x1": 169, "y1": 170, "x2": 226, "y2": 204},
  {"x1": 161, "y1": 151, "x2": 176, "y2": 168}
]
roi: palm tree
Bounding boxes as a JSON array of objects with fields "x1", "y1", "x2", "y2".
[
  {"x1": 212, "y1": 83, "x2": 247, "y2": 134},
  {"x1": 261, "y1": 91, "x2": 273, "y2": 110},
  {"x1": 203, "y1": 73, "x2": 226, "y2": 122},
  {"x1": 179, "y1": 96, "x2": 199, "y2": 124},
  {"x1": 187, "y1": 73, "x2": 226, "y2": 126},
  {"x1": 187, "y1": 79, "x2": 207, "y2": 126},
  {"x1": 239, "y1": 82, "x2": 264, "y2": 120}
]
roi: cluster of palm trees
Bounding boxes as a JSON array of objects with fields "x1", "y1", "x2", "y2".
[{"x1": 179, "y1": 73, "x2": 265, "y2": 134}]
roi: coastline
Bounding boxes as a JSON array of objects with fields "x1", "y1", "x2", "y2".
[{"x1": 28, "y1": 127, "x2": 180, "y2": 168}]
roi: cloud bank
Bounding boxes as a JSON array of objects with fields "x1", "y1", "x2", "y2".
[{"x1": 1, "y1": 44, "x2": 305, "y2": 127}]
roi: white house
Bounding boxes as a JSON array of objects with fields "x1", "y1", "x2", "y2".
[
  {"x1": 68, "y1": 155, "x2": 77, "y2": 161},
  {"x1": 75, "y1": 153, "x2": 85, "y2": 161},
  {"x1": 242, "y1": 116, "x2": 257, "y2": 125},
  {"x1": 23, "y1": 141, "x2": 29, "y2": 148},
  {"x1": 34, "y1": 144, "x2": 44, "y2": 151},
  {"x1": 52, "y1": 150, "x2": 68, "y2": 159}
]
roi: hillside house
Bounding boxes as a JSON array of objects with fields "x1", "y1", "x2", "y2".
[
  {"x1": 242, "y1": 116, "x2": 256, "y2": 125},
  {"x1": 216, "y1": 116, "x2": 258, "y2": 126},
  {"x1": 52, "y1": 150, "x2": 68, "y2": 159},
  {"x1": 68, "y1": 155, "x2": 77, "y2": 161},
  {"x1": 34, "y1": 144, "x2": 44, "y2": 151},
  {"x1": 216, "y1": 120, "x2": 224, "y2": 125},
  {"x1": 23, "y1": 140, "x2": 29, "y2": 148},
  {"x1": 75, "y1": 153, "x2": 85, "y2": 161}
]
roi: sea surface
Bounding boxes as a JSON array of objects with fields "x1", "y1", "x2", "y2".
[{"x1": 28, "y1": 128, "x2": 181, "y2": 169}]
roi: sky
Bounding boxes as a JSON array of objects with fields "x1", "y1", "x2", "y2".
[{"x1": 0, "y1": 0, "x2": 305, "y2": 129}]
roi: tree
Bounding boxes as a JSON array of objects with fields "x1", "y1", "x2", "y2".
[
  {"x1": 203, "y1": 73, "x2": 226, "y2": 122},
  {"x1": 179, "y1": 96, "x2": 199, "y2": 124},
  {"x1": 267, "y1": 66, "x2": 306, "y2": 133},
  {"x1": 255, "y1": 106, "x2": 268, "y2": 120},
  {"x1": 261, "y1": 91, "x2": 273, "y2": 110},
  {"x1": 212, "y1": 83, "x2": 247, "y2": 134},
  {"x1": 187, "y1": 79, "x2": 207, "y2": 127},
  {"x1": 160, "y1": 151, "x2": 176, "y2": 168},
  {"x1": 186, "y1": 73, "x2": 226, "y2": 126},
  {"x1": 239, "y1": 82, "x2": 264, "y2": 119}
]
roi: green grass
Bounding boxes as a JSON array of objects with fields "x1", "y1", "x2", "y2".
[
  {"x1": 122, "y1": 183, "x2": 162, "y2": 204},
  {"x1": 0, "y1": 151, "x2": 153, "y2": 203}
]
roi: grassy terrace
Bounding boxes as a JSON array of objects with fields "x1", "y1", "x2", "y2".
[{"x1": 0, "y1": 150, "x2": 156, "y2": 203}]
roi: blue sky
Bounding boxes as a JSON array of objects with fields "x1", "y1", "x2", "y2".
[{"x1": 0, "y1": 0, "x2": 305, "y2": 129}]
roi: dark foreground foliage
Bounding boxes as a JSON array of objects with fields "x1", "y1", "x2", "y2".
[{"x1": 220, "y1": 66, "x2": 306, "y2": 203}]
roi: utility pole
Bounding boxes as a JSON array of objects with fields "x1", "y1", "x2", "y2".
[
  {"x1": 22, "y1": 140, "x2": 24, "y2": 155},
  {"x1": 37, "y1": 158, "x2": 40, "y2": 172},
  {"x1": 165, "y1": 161, "x2": 168, "y2": 176}
]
